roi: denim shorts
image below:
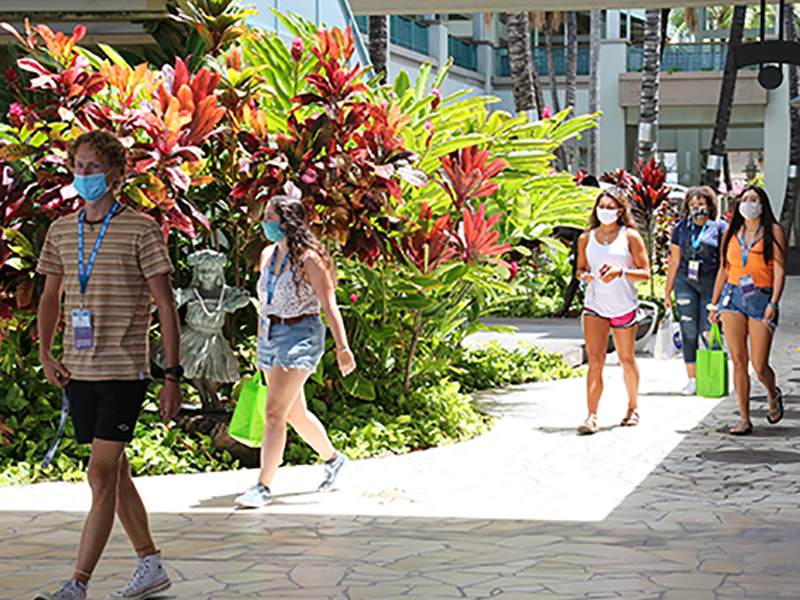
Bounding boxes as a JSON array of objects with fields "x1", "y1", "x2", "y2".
[
  {"x1": 257, "y1": 315, "x2": 325, "y2": 371},
  {"x1": 719, "y1": 282, "x2": 778, "y2": 327}
]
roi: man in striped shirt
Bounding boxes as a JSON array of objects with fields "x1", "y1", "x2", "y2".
[{"x1": 35, "y1": 130, "x2": 183, "y2": 600}]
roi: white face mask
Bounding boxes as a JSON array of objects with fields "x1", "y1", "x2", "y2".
[
  {"x1": 597, "y1": 207, "x2": 620, "y2": 225},
  {"x1": 739, "y1": 201, "x2": 763, "y2": 221}
]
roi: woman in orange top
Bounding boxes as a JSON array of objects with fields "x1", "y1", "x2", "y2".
[{"x1": 708, "y1": 185, "x2": 786, "y2": 435}]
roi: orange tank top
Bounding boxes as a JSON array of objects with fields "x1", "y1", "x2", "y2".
[{"x1": 727, "y1": 231, "x2": 774, "y2": 288}]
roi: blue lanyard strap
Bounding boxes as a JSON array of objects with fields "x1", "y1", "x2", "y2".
[
  {"x1": 266, "y1": 250, "x2": 290, "y2": 305},
  {"x1": 42, "y1": 390, "x2": 69, "y2": 469},
  {"x1": 78, "y1": 201, "x2": 120, "y2": 296},
  {"x1": 739, "y1": 224, "x2": 762, "y2": 269},
  {"x1": 690, "y1": 219, "x2": 708, "y2": 254}
]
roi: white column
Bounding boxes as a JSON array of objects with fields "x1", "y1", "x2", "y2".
[
  {"x1": 598, "y1": 38, "x2": 628, "y2": 174},
  {"x1": 607, "y1": 10, "x2": 621, "y2": 39},
  {"x1": 429, "y1": 18, "x2": 449, "y2": 70},
  {"x1": 677, "y1": 129, "x2": 700, "y2": 186},
  {"x1": 763, "y1": 65, "x2": 791, "y2": 215}
]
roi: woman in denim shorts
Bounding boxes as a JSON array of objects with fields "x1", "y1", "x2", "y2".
[
  {"x1": 708, "y1": 186, "x2": 786, "y2": 435},
  {"x1": 235, "y1": 195, "x2": 356, "y2": 507}
]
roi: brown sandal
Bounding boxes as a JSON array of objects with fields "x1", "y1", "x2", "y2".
[
  {"x1": 729, "y1": 419, "x2": 753, "y2": 435},
  {"x1": 620, "y1": 408, "x2": 639, "y2": 426},
  {"x1": 577, "y1": 414, "x2": 599, "y2": 435}
]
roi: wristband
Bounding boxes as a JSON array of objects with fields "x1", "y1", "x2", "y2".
[
  {"x1": 768, "y1": 301, "x2": 779, "y2": 310},
  {"x1": 706, "y1": 303, "x2": 719, "y2": 311},
  {"x1": 336, "y1": 347, "x2": 350, "y2": 353},
  {"x1": 620, "y1": 268, "x2": 629, "y2": 280}
]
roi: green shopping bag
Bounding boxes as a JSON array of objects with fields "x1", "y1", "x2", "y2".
[
  {"x1": 228, "y1": 371, "x2": 268, "y2": 447},
  {"x1": 696, "y1": 323, "x2": 729, "y2": 398}
]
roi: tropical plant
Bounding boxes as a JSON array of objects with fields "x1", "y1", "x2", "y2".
[
  {"x1": 564, "y1": 11, "x2": 578, "y2": 170},
  {"x1": 587, "y1": 10, "x2": 601, "y2": 175}
]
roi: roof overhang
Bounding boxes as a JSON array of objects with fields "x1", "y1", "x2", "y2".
[{"x1": 350, "y1": 0, "x2": 749, "y2": 14}]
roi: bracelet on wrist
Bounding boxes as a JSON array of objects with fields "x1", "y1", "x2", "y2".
[
  {"x1": 620, "y1": 268, "x2": 629, "y2": 280},
  {"x1": 768, "y1": 301, "x2": 779, "y2": 310},
  {"x1": 336, "y1": 347, "x2": 350, "y2": 353},
  {"x1": 706, "y1": 303, "x2": 719, "y2": 311}
]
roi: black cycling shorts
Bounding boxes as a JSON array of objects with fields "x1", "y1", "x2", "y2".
[{"x1": 65, "y1": 379, "x2": 150, "y2": 444}]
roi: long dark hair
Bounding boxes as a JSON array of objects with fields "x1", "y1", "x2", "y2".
[
  {"x1": 266, "y1": 195, "x2": 337, "y2": 288},
  {"x1": 586, "y1": 187, "x2": 636, "y2": 230},
  {"x1": 721, "y1": 185, "x2": 783, "y2": 266}
]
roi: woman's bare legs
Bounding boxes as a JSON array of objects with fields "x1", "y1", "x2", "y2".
[
  {"x1": 286, "y1": 387, "x2": 335, "y2": 461},
  {"x1": 258, "y1": 366, "x2": 311, "y2": 487},
  {"x1": 583, "y1": 314, "x2": 611, "y2": 416},
  {"x1": 611, "y1": 324, "x2": 639, "y2": 410},
  {"x1": 749, "y1": 318, "x2": 778, "y2": 401},
  {"x1": 720, "y1": 312, "x2": 750, "y2": 422}
]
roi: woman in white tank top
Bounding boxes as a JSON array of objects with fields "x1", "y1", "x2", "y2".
[
  {"x1": 575, "y1": 188, "x2": 650, "y2": 434},
  {"x1": 235, "y1": 195, "x2": 356, "y2": 508}
]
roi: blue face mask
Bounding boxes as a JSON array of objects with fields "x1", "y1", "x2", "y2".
[
  {"x1": 74, "y1": 172, "x2": 109, "y2": 204},
  {"x1": 262, "y1": 221, "x2": 286, "y2": 243}
]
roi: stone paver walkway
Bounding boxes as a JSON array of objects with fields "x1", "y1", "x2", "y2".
[{"x1": 1, "y1": 278, "x2": 799, "y2": 599}]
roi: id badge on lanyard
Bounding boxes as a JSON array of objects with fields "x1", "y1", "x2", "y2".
[
  {"x1": 688, "y1": 260, "x2": 701, "y2": 281},
  {"x1": 739, "y1": 274, "x2": 758, "y2": 299},
  {"x1": 738, "y1": 225, "x2": 762, "y2": 300},
  {"x1": 75, "y1": 200, "x2": 119, "y2": 350},
  {"x1": 72, "y1": 309, "x2": 93, "y2": 349}
]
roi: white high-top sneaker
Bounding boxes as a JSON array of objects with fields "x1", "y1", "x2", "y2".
[
  {"x1": 681, "y1": 378, "x2": 697, "y2": 396},
  {"x1": 34, "y1": 578, "x2": 87, "y2": 600},
  {"x1": 107, "y1": 552, "x2": 170, "y2": 600}
]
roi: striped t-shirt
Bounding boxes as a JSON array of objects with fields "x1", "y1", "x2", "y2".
[{"x1": 37, "y1": 205, "x2": 174, "y2": 381}]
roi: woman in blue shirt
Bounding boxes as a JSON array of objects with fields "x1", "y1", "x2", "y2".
[{"x1": 663, "y1": 186, "x2": 728, "y2": 395}]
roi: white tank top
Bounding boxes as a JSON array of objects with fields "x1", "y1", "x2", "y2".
[
  {"x1": 257, "y1": 248, "x2": 321, "y2": 320},
  {"x1": 584, "y1": 226, "x2": 638, "y2": 318}
]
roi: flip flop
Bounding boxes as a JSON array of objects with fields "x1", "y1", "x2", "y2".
[
  {"x1": 767, "y1": 387, "x2": 784, "y2": 425},
  {"x1": 620, "y1": 408, "x2": 639, "y2": 426}
]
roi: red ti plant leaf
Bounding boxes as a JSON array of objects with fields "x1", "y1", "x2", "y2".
[
  {"x1": 392, "y1": 202, "x2": 456, "y2": 273},
  {"x1": 437, "y1": 146, "x2": 508, "y2": 211},
  {"x1": 455, "y1": 203, "x2": 511, "y2": 268}
]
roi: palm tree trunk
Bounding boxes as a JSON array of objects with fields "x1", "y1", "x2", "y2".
[
  {"x1": 368, "y1": 15, "x2": 389, "y2": 84},
  {"x1": 636, "y1": 9, "x2": 663, "y2": 164},
  {"x1": 544, "y1": 12, "x2": 568, "y2": 170},
  {"x1": 545, "y1": 13, "x2": 561, "y2": 115},
  {"x1": 588, "y1": 10, "x2": 601, "y2": 175},
  {"x1": 506, "y1": 11, "x2": 544, "y2": 117},
  {"x1": 564, "y1": 11, "x2": 577, "y2": 170},
  {"x1": 704, "y1": 5, "x2": 746, "y2": 189},
  {"x1": 659, "y1": 8, "x2": 671, "y2": 57},
  {"x1": 781, "y1": 4, "x2": 800, "y2": 238}
]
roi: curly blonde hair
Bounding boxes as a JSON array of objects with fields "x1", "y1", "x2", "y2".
[{"x1": 66, "y1": 130, "x2": 127, "y2": 193}]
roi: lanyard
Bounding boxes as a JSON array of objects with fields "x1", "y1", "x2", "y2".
[
  {"x1": 266, "y1": 250, "x2": 290, "y2": 305},
  {"x1": 690, "y1": 219, "x2": 708, "y2": 254},
  {"x1": 42, "y1": 390, "x2": 69, "y2": 469},
  {"x1": 78, "y1": 201, "x2": 120, "y2": 300},
  {"x1": 739, "y1": 224, "x2": 762, "y2": 269}
]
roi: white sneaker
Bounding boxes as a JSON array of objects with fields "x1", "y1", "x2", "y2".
[
  {"x1": 107, "y1": 552, "x2": 170, "y2": 600},
  {"x1": 34, "y1": 579, "x2": 87, "y2": 600},
  {"x1": 681, "y1": 379, "x2": 697, "y2": 396}
]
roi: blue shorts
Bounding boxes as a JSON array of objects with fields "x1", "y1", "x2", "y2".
[
  {"x1": 719, "y1": 282, "x2": 778, "y2": 327},
  {"x1": 257, "y1": 315, "x2": 325, "y2": 371}
]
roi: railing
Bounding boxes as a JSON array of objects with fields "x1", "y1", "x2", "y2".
[
  {"x1": 448, "y1": 36, "x2": 478, "y2": 71},
  {"x1": 390, "y1": 15, "x2": 429, "y2": 56},
  {"x1": 495, "y1": 46, "x2": 591, "y2": 77},
  {"x1": 627, "y1": 43, "x2": 727, "y2": 72}
]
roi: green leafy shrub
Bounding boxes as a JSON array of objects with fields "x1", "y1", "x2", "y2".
[{"x1": 452, "y1": 341, "x2": 580, "y2": 393}]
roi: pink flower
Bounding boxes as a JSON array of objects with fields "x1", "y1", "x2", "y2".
[
  {"x1": 291, "y1": 36, "x2": 304, "y2": 62},
  {"x1": 8, "y1": 103, "x2": 24, "y2": 128},
  {"x1": 350, "y1": 292, "x2": 358, "y2": 305},
  {"x1": 542, "y1": 106, "x2": 553, "y2": 119},
  {"x1": 300, "y1": 168, "x2": 317, "y2": 184},
  {"x1": 430, "y1": 87, "x2": 442, "y2": 111},
  {"x1": 424, "y1": 120, "x2": 434, "y2": 135},
  {"x1": 508, "y1": 261, "x2": 519, "y2": 282}
]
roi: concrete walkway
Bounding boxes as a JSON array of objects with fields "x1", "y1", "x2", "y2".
[{"x1": 1, "y1": 279, "x2": 799, "y2": 599}]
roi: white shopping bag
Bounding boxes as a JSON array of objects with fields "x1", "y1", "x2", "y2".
[{"x1": 654, "y1": 311, "x2": 680, "y2": 361}]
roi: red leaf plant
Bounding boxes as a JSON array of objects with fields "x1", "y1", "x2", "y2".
[{"x1": 437, "y1": 146, "x2": 508, "y2": 212}]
